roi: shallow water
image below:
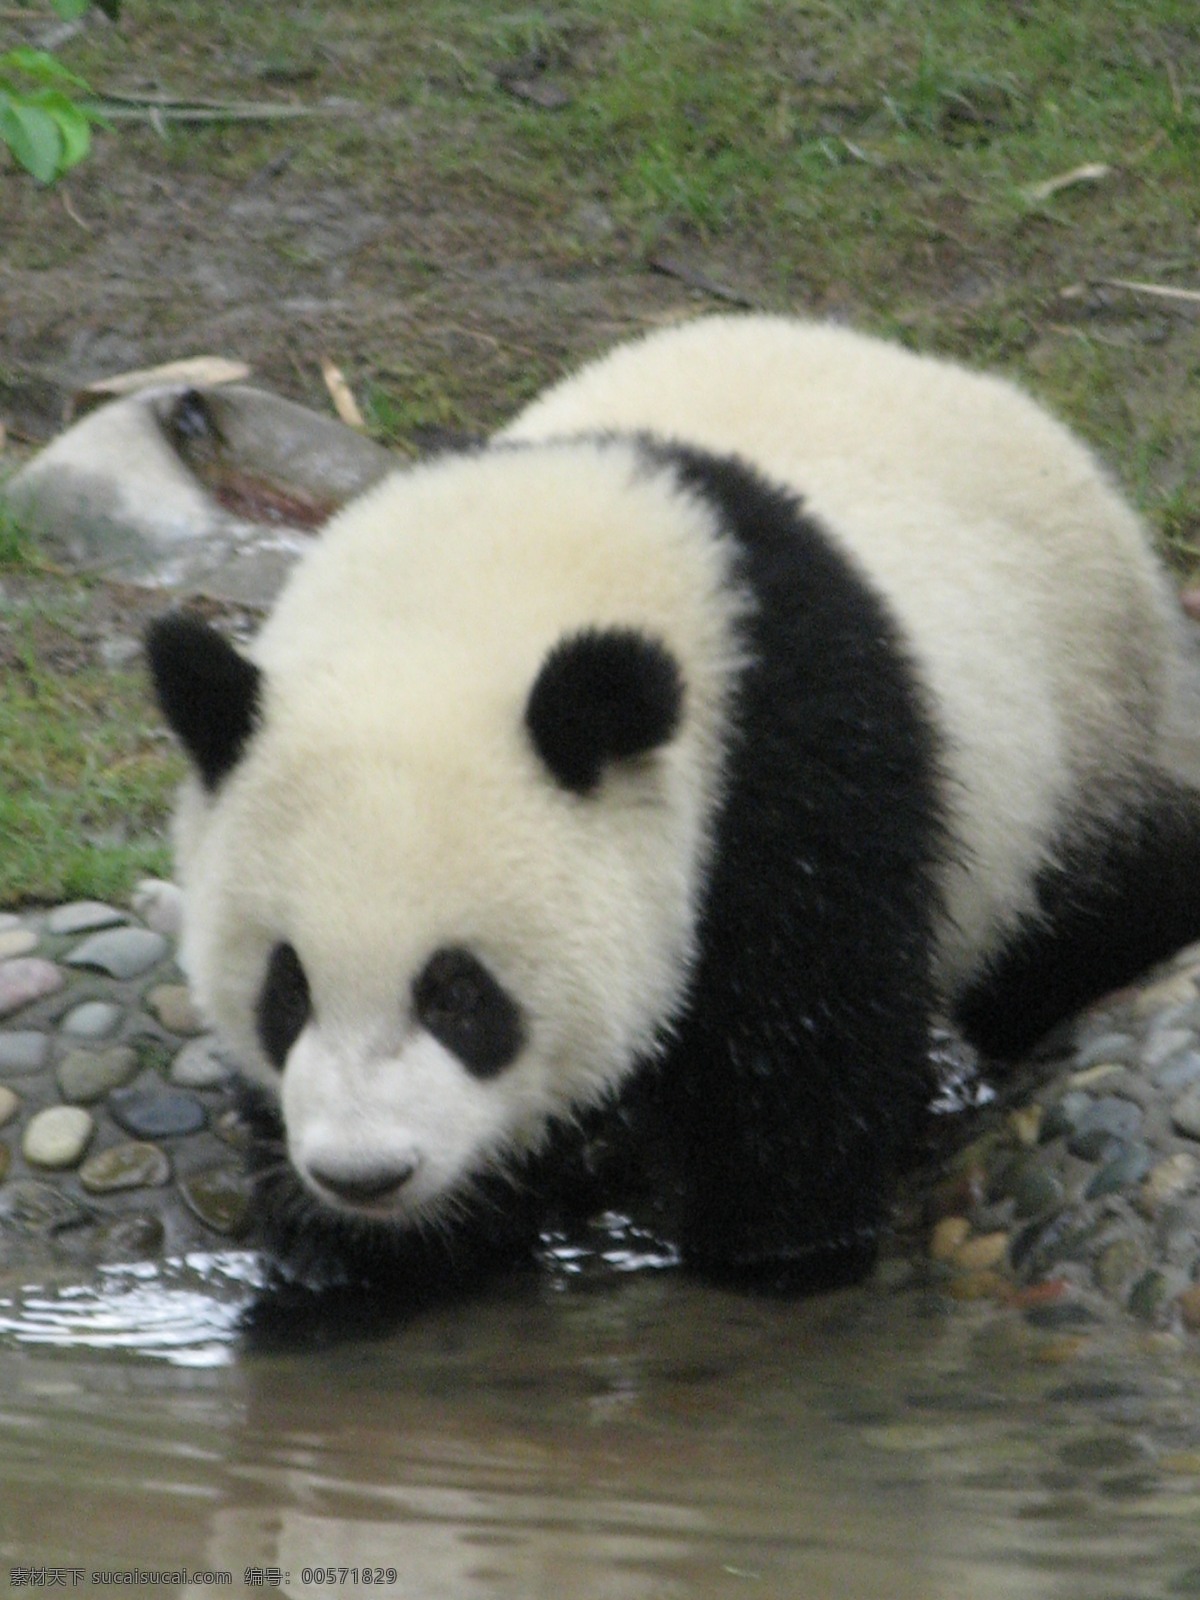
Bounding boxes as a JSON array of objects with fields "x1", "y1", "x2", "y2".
[{"x1": 2, "y1": 1253, "x2": 1200, "y2": 1600}]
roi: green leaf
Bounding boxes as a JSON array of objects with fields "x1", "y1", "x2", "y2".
[
  {"x1": 38, "y1": 91, "x2": 92, "y2": 171},
  {"x1": 0, "y1": 100, "x2": 64, "y2": 183},
  {"x1": 50, "y1": 0, "x2": 91, "y2": 19},
  {"x1": 0, "y1": 48, "x2": 90, "y2": 93}
]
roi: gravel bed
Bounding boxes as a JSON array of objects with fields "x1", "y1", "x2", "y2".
[{"x1": 2, "y1": 889, "x2": 1200, "y2": 1344}]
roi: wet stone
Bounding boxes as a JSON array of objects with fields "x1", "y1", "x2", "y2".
[
  {"x1": 1076, "y1": 1031, "x2": 1136, "y2": 1069},
  {"x1": 0, "y1": 1086, "x2": 19, "y2": 1129},
  {"x1": 79, "y1": 1140, "x2": 171, "y2": 1194},
  {"x1": 109, "y1": 1084, "x2": 207, "y2": 1139},
  {"x1": 45, "y1": 901, "x2": 127, "y2": 936},
  {"x1": 1128, "y1": 1268, "x2": 1176, "y2": 1323},
  {"x1": 179, "y1": 1164, "x2": 252, "y2": 1236},
  {"x1": 0, "y1": 958, "x2": 64, "y2": 1019},
  {"x1": 65, "y1": 927, "x2": 168, "y2": 981},
  {"x1": 0, "y1": 1031, "x2": 48, "y2": 1077},
  {"x1": 56, "y1": 1045, "x2": 138, "y2": 1104},
  {"x1": 0, "y1": 1179, "x2": 93, "y2": 1235},
  {"x1": 1094, "y1": 1237, "x2": 1143, "y2": 1295},
  {"x1": 1066, "y1": 1096, "x2": 1143, "y2": 1161},
  {"x1": 60, "y1": 1000, "x2": 124, "y2": 1041},
  {"x1": 96, "y1": 1211, "x2": 165, "y2": 1260},
  {"x1": 1139, "y1": 1153, "x2": 1199, "y2": 1215},
  {"x1": 1170, "y1": 1084, "x2": 1200, "y2": 1141},
  {"x1": 0, "y1": 927, "x2": 37, "y2": 960},
  {"x1": 145, "y1": 983, "x2": 204, "y2": 1036},
  {"x1": 169, "y1": 1036, "x2": 233, "y2": 1089},
  {"x1": 1085, "y1": 1142, "x2": 1152, "y2": 1200},
  {"x1": 1058, "y1": 1431, "x2": 1151, "y2": 1472},
  {"x1": 22, "y1": 1105, "x2": 94, "y2": 1169},
  {"x1": 1012, "y1": 1166, "x2": 1066, "y2": 1219},
  {"x1": 1154, "y1": 1049, "x2": 1200, "y2": 1093},
  {"x1": 1040, "y1": 1091, "x2": 1092, "y2": 1143},
  {"x1": 1141, "y1": 1028, "x2": 1195, "y2": 1071}
]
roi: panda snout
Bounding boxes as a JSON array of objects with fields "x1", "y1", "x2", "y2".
[{"x1": 306, "y1": 1150, "x2": 420, "y2": 1209}]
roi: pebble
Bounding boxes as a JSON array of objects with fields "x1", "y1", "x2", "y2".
[
  {"x1": 1134, "y1": 973, "x2": 1198, "y2": 1016},
  {"x1": 1040, "y1": 1091, "x2": 1092, "y2": 1142},
  {"x1": 953, "y1": 1230, "x2": 1009, "y2": 1272},
  {"x1": 1138, "y1": 1153, "x2": 1198, "y2": 1216},
  {"x1": 79, "y1": 1140, "x2": 171, "y2": 1194},
  {"x1": 1170, "y1": 1085, "x2": 1200, "y2": 1141},
  {"x1": 0, "y1": 1031, "x2": 47, "y2": 1076},
  {"x1": 1154, "y1": 1049, "x2": 1200, "y2": 1092},
  {"x1": 0, "y1": 1086, "x2": 19, "y2": 1128},
  {"x1": 0, "y1": 928, "x2": 37, "y2": 960},
  {"x1": 1140, "y1": 1028, "x2": 1194, "y2": 1072},
  {"x1": 0, "y1": 1178, "x2": 92, "y2": 1234},
  {"x1": 64, "y1": 927, "x2": 168, "y2": 981},
  {"x1": 930, "y1": 1215, "x2": 971, "y2": 1262},
  {"x1": 1085, "y1": 1143, "x2": 1152, "y2": 1199},
  {"x1": 108, "y1": 1084, "x2": 207, "y2": 1139},
  {"x1": 169, "y1": 1036, "x2": 233, "y2": 1089},
  {"x1": 56, "y1": 1046, "x2": 138, "y2": 1104},
  {"x1": 22, "y1": 1105, "x2": 94, "y2": 1169},
  {"x1": 0, "y1": 958, "x2": 64, "y2": 1019},
  {"x1": 45, "y1": 901, "x2": 127, "y2": 936},
  {"x1": 1178, "y1": 1285, "x2": 1200, "y2": 1332},
  {"x1": 60, "y1": 1001, "x2": 124, "y2": 1040},
  {"x1": 145, "y1": 984, "x2": 204, "y2": 1036},
  {"x1": 179, "y1": 1164, "x2": 252, "y2": 1236},
  {"x1": 1066, "y1": 1096, "x2": 1143, "y2": 1160}
]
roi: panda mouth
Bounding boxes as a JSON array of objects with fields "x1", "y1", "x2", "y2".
[{"x1": 302, "y1": 1153, "x2": 422, "y2": 1215}]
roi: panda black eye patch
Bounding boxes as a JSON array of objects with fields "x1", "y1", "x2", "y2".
[
  {"x1": 413, "y1": 947, "x2": 524, "y2": 1078},
  {"x1": 256, "y1": 941, "x2": 312, "y2": 1070}
]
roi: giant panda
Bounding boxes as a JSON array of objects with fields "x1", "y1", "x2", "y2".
[{"x1": 146, "y1": 314, "x2": 1200, "y2": 1295}]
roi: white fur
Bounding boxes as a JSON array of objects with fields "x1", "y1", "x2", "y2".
[{"x1": 173, "y1": 314, "x2": 1186, "y2": 1220}]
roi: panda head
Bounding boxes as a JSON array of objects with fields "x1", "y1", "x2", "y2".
[{"x1": 146, "y1": 443, "x2": 738, "y2": 1234}]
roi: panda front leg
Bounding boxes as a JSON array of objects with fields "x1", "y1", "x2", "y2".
[{"x1": 665, "y1": 909, "x2": 939, "y2": 1292}]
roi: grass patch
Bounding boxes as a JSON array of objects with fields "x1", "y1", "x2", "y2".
[{"x1": 2, "y1": 0, "x2": 1198, "y2": 904}]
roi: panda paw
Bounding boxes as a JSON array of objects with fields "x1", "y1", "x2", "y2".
[{"x1": 131, "y1": 877, "x2": 185, "y2": 940}]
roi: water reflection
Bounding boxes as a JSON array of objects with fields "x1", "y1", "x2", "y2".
[{"x1": 1, "y1": 1257, "x2": 1199, "y2": 1598}]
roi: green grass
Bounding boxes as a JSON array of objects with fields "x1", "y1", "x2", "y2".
[{"x1": 2, "y1": 0, "x2": 1199, "y2": 905}]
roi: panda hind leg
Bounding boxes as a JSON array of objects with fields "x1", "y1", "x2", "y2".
[{"x1": 955, "y1": 774, "x2": 1200, "y2": 1060}]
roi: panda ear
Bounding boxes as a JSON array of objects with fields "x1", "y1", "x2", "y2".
[
  {"x1": 525, "y1": 627, "x2": 684, "y2": 795},
  {"x1": 146, "y1": 612, "x2": 263, "y2": 791}
]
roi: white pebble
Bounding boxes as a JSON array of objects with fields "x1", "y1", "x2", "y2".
[{"x1": 22, "y1": 1105, "x2": 94, "y2": 1169}]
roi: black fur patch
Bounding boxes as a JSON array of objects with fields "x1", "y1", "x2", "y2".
[
  {"x1": 647, "y1": 441, "x2": 948, "y2": 1288},
  {"x1": 413, "y1": 946, "x2": 525, "y2": 1078},
  {"x1": 145, "y1": 612, "x2": 262, "y2": 790},
  {"x1": 526, "y1": 626, "x2": 683, "y2": 794},
  {"x1": 256, "y1": 942, "x2": 312, "y2": 1070},
  {"x1": 957, "y1": 775, "x2": 1200, "y2": 1058}
]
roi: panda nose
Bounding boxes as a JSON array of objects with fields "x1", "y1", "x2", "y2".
[{"x1": 307, "y1": 1153, "x2": 419, "y2": 1206}]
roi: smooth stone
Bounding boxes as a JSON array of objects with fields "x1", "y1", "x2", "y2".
[
  {"x1": 108, "y1": 1084, "x2": 207, "y2": 1139},
  {"x1": 0, "y1": 913, "x2": 20, "y2": 934},
  {"x1": 1040, "y1": 1091, "x2": 1092, "y2": 1143},
  {"x1": 1139, "y1": 1153, "x2": 1199, "y2": 1215},
  {"x1": 64, "y1": 927, "x2": 168, "y2": 981},
  {"x1": 1170, "y1": 1084, "x2": 1200, "y2": 1141},
  {"x1": 1142, "y1": 1029, "x2": 1196, "y2": 1071},
  {"x1": 169, "y1": 1036, "x2": 233, "y2": 1089},
  {"x1": 45, "y1": 900, "x2": 127, "y2": 936},
  {"x1": 56, "y1": 1046, "x2": 138, "y2": 1104},
  {"x1": 96, "y1": 1211, "x2": 165, "y2": 1259},
  {"x1": 1012, "y1": 1166, "x2": 1065, "y2": 1219},
  {"x1": 0, "y1": 1031, "x2": 48, "y2": 1076},
  {"x1": 1128, "y1": 1268, "x2": 1177, "y2": 1323},
  {"x1": 0, "y1": 927, "x2": 37, "y2": 960},
  {"x1": 0, "y1": 958, "x2": 64, "y2": 1019},
  {"x1": 1095, "y1": 1237, "x2": 1144, "y2": 1296},
  {"x1": 1075, "y1": 1031, "x2": 1136, "y2": 1069},
  {"x1": 0, "y1": 1178, "x2": 92, "y2": 1234},
  {"x1": 1154, "y1": 1049, "x2": 1200, "y2": 1093},
  {"x1": 1177, "y1": 1284, "x2": 1200, "y2": 1333},
  {"x1": 21, "y1": 1105, "x2": 95, "y2": 1169},
  {"x1": 60, "y1": 1000, "x2": 124, "y2": 1040},
  {"x1": 79, "y1": 1140, "x2": 171, "y2": 1194},
  {"x1": 145, "y1": 984, "x2": 205, "y2": 1036},
  {"x1": 1085, "y1": 1142, "x2": 1152, "y2": 1199},
  {"x1": 0, "y1": 1086, "x2": 19, "y2": 1129},
  {"x1": 179, "y1": 1164, "x2": 252, "y2": 1237},
  {"x1": 1067, "y1": 1097, "x2": 1142, "y2": 1161}
]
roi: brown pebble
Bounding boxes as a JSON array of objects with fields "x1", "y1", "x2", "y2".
[
  {"x1": 948, "y1": 1269, "x2": 1008, "y2": 1301},
  {"x1": 953, "y1": 1230, "x2": 1009, "y2": 1272},
  {"x1": 1137, "y1": 1152, "x2": 1198, "y2": 1217},
  {"x1": 145, "y1": 984, "x2": 205, "y2": 1036},
  {"x1": 0, "y1": 1086, "x2": 19, "y2": 1129},
  {"x1": 930, "y1": 1215, "x2": 971, "y2": 1262},
  {"x1": 1177, "y1": 1283, "x2": 1200, "y2": 1332},
  {"x1": 1008, "y1": 1105, "x2": 1043, "y2": 1147},
  {"x1": 1006, "y1": 1277, "x2": 1070, "y2": 1311},
  {"x1": 1030, "y1": 1335, "x2": 1090, "y2": 1364}
]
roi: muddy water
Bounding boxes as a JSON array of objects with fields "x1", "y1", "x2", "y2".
[{"x1": 2, "y1": 1254, "x2": 1200, "y2": 1600}]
